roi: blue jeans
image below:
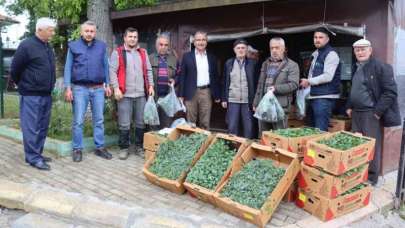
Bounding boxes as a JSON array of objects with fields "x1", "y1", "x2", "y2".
[
  {"x1": 20, "y1": 95, "x2": 52, "y2": 164},
  {"x1": 226, "y1": 103, "x2": 254, "y2": 139},
  {"x1": 72, "y1": 85, "x2": 105, "y2": 150},
  {"x1": 308, "y1": 98, "x2": 336, "y2": 131}
]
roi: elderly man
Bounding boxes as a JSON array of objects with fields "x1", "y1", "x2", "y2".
[
  {"x1": 179, "y1": 31, "x2": 220, "y2": 129},
  {"x1": 221, "y1": 39, "x2": 258, "y2": 139},
  {"x1": 64, "y1": 21, "x2": 112, "y2": 162},
  {"x1": 346, "y1": 39, "x2": 401, "y2": 186},
  {"x1": 300, "y1": 27, "x2": 340, "y2": 131},
  {"x1": 149, "y1": 33, "x2": 178, "y2": 129},
  {"x1": 11, "y1": 18, "x2": 56, "y2": 170},
  {"x1": 253, "y1": 37, "x2": 299, "y2": 136},
  {"x1": 110, "y1": 27, "x2": 154, "y2": 160}
]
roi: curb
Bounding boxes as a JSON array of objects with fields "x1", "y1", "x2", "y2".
[{"x1": 0, "y1": 125, "x2": 118, "y2": 157}]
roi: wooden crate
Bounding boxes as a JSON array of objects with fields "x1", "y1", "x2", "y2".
[{"x1": 213, "y1": 143, "x2": 300, "y2": 227}]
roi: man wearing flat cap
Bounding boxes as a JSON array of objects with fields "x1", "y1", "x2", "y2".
[
  {"x1": 300, "y1": 27, "x2": 340, "y2": 131},
  {"x1": 253, "y1": 37, "x2": 300, "y2": 135},
  {"x1": 221, "y1": 39, "x2": 258, "y2": 138},
  {"x1": 346, "y1": 39, "x2": 401, "y2": 186}
]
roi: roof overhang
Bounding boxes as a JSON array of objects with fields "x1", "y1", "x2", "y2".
[
  {"x1": 0, "y1": 14, "x2": 19, "y2": 26},
  {"x1": 111, "y1": 0, "x2": 271, "y2": 20}
]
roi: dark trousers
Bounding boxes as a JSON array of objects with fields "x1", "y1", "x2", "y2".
[
  {"x1": 352, "y1": 110, "x2": 382, "y2": 183},
  {"x1": 227, "y1": 103, "x2": 254, "y2": 139},
  {"x1": 158, "y1": 106, "x2": 173, "y2": 129},
  {"x1": 307, "y1": 98, "x2": 336, "y2": 131},
  {"x1": 20, "y1": 95, "x2": 52, "y2": 164}
]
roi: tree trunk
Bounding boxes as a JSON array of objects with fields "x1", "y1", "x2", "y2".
[{"x1": 87, "y1": 0, "x2": 113, "y2": 53}]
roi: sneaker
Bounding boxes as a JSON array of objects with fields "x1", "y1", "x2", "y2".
[
  {"x1": 95, "y1": 148, "x2": 112, "y2": 160},
  {"x1": 134, "y1": 146, "x2": 145, "y2": 158},
  {"x1": 118, "y1": 148, "x2": 129, "y2": 160},
  {"x1": 72, "y1": 149, "x2": 82, "y2": 162}
]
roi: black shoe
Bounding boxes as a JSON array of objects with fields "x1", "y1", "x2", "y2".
[
  {"x1": 30, "y1": 160, "x2": 50, "y2": 171},
  {"x1": 72, "y1": 149, "x2": 82, "y2": 162},
  {"x1": 95, "y1": 148, "x2": 112, "y2": 160},
  {"x1": 43, "y1": 156, "x2": 52, "y2": 162}
]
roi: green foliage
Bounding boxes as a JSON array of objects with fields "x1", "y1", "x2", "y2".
[
  {"x1": 220, "y1": 159, "x2": 285, "y2": 209},
  {"x1": 186, "y1": 139, "x2": 237, "y2": 190},
  {"x1": 273, "y1": 127, "x2": 322, "y2": 138},
  {"x1": 149, "y1": 133, "x2": 208, "y2": 180},
  {"x1": 340, "y1": 164, "x2": 367, "y2": 178},
  {"x1": 115, "y1": 0, "x2": 157, "y2": 10},
  {"x1": 318, "y1": 132, "x2": 368, "y2": 151},
  {"x1": 341, "y1": 183, "x2": 367, "y2": 196}
]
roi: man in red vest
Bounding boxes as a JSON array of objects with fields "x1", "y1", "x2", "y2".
[{"x1": 109, "y1": 27, "x2": 154, "y2": 160}]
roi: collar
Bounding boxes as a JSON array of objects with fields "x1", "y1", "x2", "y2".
[
  {"x1": 195, "y1": 49, "x2": 207, "y2": 56},
  {"x1": 356, "y1": 59, "x2": 370, "y2": 67},
  {"x1": 123, "y1": 44, "x2": 139, "y2": 52},
  {"x1": 81, "y1": 37, "x2": 96, "y2": 47},
  {"x1": 34, "y1": 35, "x2": 48, "y2": 46}
]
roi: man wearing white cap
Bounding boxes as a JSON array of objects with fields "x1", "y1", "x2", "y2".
[{"x1": 346, "y1": 38, "x2": 401, "y2": 186}]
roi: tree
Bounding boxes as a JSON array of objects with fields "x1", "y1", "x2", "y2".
[{"x1": 87, "y1": 0, "x2": 113, "y2": 52}]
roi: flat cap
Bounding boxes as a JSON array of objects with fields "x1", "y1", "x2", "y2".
[{"x1": 353, "y1": 39, "x2": 371, "y2": 47}]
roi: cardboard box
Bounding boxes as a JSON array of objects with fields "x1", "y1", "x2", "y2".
[
  {"x1": 298, "y1": 162, "x2": 369, "y2": 198},
  {"x1": 144, "y1": 149, "x2": 154, "y2": 162},
  {"x1": 304, "y1": 131, "x2": 376, "y2": 175},
  {"x1": 143, "y1": 125, "x2": 214, "y2": 194},
  {"x1": 283, "y1": 180, "x2": 298, "y2": 202},
  {"x1": 328, "y1": 117, "x2": 351, "y2": 133},
  {"x1": 296, "y1": 184, "x2": 371, "y2": 221},
  {"x1": 214, "y1": 143, "x2": 300, "y2": 227},
  {"x1": 261, "y1": 128, "x2": 327, "y2": 157},
  {"x1": 183, "y1": 134, "x2": 251, "y2": 206},
  {"x1": 143, "y1": 132, "x2": 168, "y2": 152}
]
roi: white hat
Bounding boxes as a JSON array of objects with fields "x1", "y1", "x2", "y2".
[
  {"x1": 247, "y1": 45, "x2": 258, "y2": 53},
  {"x1": 353, "y1": 39, "x2": 371, "y2": 47}
]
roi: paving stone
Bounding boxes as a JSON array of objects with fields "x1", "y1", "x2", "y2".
[
  {"x1": 11, "y1": 213, "x2": 74, "y2": 228},
  {"x1": 0, "y1": 179, "x2": 32, "y2": 209}
]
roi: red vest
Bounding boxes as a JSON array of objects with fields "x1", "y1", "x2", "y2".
[{"x1": 116, "y1": 46, "x2": 149, "y2": 95}]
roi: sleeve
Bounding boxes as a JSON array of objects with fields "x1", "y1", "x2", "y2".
[
  {"x1": 109, "y1": 50, "x2": 120, "y2": 89},
  {"x1": 104, "y1": 52, "x2": 110, "y2": 85},
  {"x1": 374, "y1": 64, "x2": 398, "y2": 117},
  {"x1": 63, "y1": 49, "x2": 73, "y2": 88},
  {"x1": 308, "y1": 51, "x2": 340, "y2": 86},
  {"x1": 211, "y1": 57, "x2": 220, "y2": 100},
  {"x1": 274, "y1": 62, "x2": 300, "y2": 95},
  {"x1": 179, "y1": 56, "x2": 187, "y2": 98},
  {"x1": 221, "y1": 62, "x2": 228, "y2": 102},
  {"x1": 145, "y1": 50, "x2": 154, "y2": 86},
  {"x1": 253, "y1": 62, "x2": 267, "y2": 107},
  {"x1": 10, "y1": 43, "x2": 28, "y2": 84}
]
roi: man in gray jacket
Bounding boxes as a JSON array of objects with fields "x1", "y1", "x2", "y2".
[{"x1": 253, "y1": 37, "x2": 299, "y2": 135}]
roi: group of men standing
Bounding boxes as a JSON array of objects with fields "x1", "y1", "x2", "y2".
[{"x1": 11, "y1": 18, "x2": 401, "y2": 185}]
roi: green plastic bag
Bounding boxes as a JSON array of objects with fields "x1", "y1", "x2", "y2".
[
  {"x1": 254, "y1": 91, "x2": 285, "y2": 123},
  {"x1": 144, "y1": 96, "x2": 160, "y2": 126}
]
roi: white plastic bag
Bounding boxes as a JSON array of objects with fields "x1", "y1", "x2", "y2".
[
  {"x1": 144, "y1": 96, "x2": 160, "y2": 126},
  {"x1": 157, "y1": 84, "x2": 182, "y2": 117},
  {"x1": 296, "y1": 87, "x2": 310, "y2": 119},
  {"x1": 254, "y1": 90, "x2": 285, "y2": 122}
]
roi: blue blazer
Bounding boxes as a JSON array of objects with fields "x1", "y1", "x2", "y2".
[{"x1": 179, "y1": 50, "x2": 220, "y2": 101}]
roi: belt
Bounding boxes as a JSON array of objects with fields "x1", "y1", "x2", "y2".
[
  {"x1": 74, "y1": 83, "x2": 104, "y2": 88},
  {"x1": 197, "y1": 85, "x2": 210, "y2": 89}
]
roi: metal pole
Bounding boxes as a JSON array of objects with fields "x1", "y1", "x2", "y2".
[{"x1": 0, "y1": 30, "x2": 4, "y2": 118}]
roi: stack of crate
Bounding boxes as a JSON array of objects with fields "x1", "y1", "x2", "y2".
[{"x1": 296, "y1": 131, "x2": 376, "y2": 221}]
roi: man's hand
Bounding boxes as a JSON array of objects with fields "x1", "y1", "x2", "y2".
[
  {"x1": 64, "y1": 87, "x2": 73, "y2": 102},
  {"x1": 346, "y1": 109, "x2": 352, "y2": 118},
  {"x1": 374, "y1": 114, "x2": 381, "y2": 120},
  {"x1": 221, "y1": 102, "x2": 227, "y2": 109},
  {"x1": 179, "y1": 97, "x2": 184, "y2": 103},
  {"x1": 105, "y1": 86, "x2": 112, "y2": 97},
  {"x1": 252, "y1": 106, "x2": 256, "y2": 112},
  {"x1": 300, "y1": 79, "x2": 310, "y2": 88},
  {"x1": 114, "y1": 88, "x2": 123, "y2": 101},
  {"x1": 214, "y1": 99, "x2": 221, "y2": 103},
  {"x1": 169, "y1": 79, "x2": 175, "y2": 86},
  {"x1": 268, "y1": 86, "x2": 275, "y2": 92},
  {"x1": 148, "y1": 86, "x2": 155, "y2": 97}
]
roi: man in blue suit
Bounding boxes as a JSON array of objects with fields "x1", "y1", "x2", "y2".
[{"x1": 179, "y1": 31, "x2": 220, "y2": 129}]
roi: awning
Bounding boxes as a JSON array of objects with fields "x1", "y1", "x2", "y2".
[{"x1": 193, "y1": 23, "x2": 366, "y2": 43}]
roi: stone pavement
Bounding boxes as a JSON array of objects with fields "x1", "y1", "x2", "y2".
[{"x1": 0, "y1": 136, "x2": 399, "y2": 227}]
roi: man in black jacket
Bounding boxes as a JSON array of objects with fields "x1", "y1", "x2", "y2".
[
  {"x1": 346, "y1": 39, "x2": 401, "y2": 185},
  {"x1": 10, "y1": 18, "x2": 56, "y2": 171}
]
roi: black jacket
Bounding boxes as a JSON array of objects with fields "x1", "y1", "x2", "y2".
[
  {"x1": 347, "y1": 57, "x2": 401, "y2": 127},
  {"x1": 179, "y1": 50, "x2": 220, "y2": 100},
  {"x1": 221, "y1": 58, "x2": 258, "y2": 107},
  {"x1": 11, "y1": 36, "x2": 56, "y2": 96}
]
